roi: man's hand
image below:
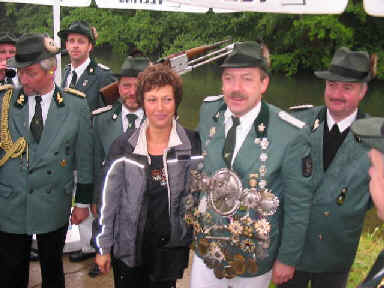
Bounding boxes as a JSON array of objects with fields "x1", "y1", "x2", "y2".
[
  {"x1": 272, "y1": 260, "x2": 295, "y2": 285},
  {"x1": 71, "y1": 206, "x2": 90, "y2": 225},
  {"x1": 96, "y1": 253, "x2": 111, "y2": 274},
  {"x1": 368, "y1": 149, "x2": 384, "y2": 220}
]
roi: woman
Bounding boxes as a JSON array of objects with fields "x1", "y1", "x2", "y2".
[{"x1": 95, "y1": 64, "x2": 202, "y2": 288}]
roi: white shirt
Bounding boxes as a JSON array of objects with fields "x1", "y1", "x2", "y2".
[
  {"x1": 28, "y1": 87, "x2": 54, "y2": 126},
  {"x1": 66, "y1": 57, "x2": 91, "y2": 88},
  {"x1": 121, "y1": 106, "x2": 144, "y2": 132},
  {"x1": 224, "y1": 102, "x2": 261, "y2": 167},
  {"x1": 327, "y1": 109, "x2": 357, "y2": 133}
]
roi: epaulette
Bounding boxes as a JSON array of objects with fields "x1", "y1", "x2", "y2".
[
  {"x1": 203, "y1": 95, "x2": 224, "y2": 102},
  {"x1": 64, "y1": 88, "x2": 86, "y2": 98},
  {"x1": 92, "y1": 105, "x2": 113, "y2": 116},
  {"x1": 289, "y1": 104, "x2": 314, "y2": 111},
  {"x1": 97, "y1": 63, "x2": 111, "y2": 70},
  {"x1": 0, "y1": 84, "x2": 13, "y2": 91},
  {"x1": 278, "y1": 111, "x2": 306, "y2": 129}
]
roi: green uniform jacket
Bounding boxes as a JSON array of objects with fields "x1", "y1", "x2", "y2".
[
  {"x1": 0, "y1": 85, "x2": 93, "y2": 235},
  {"x1": 92, "y1": 102, "x2": 144, "y2": 204},
  {"x1": 194, "y1": 96, "x2": 310, "y2": 277},
  {"x1": 278, "y1": 106, "x2": 371, "y2": 273},
  {"x1": 62, "y1": 59, "x2": 115, "y2": 110}
]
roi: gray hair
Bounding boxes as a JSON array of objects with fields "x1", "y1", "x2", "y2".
[{"x1": 40, "y1": 56, "x2": 57, "y2": 71}]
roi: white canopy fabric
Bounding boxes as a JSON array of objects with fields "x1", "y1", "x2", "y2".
[
  {"x1": 0, "y1": 0, "x2": 91, "y2": 6},
  {"x1": 166, "y1": 0, "x2": 349, "y2": 14},
  {"x1": 364, "y1": 0, "x2": 384, "y2": 16},
  {"x1": 94, "y1": 0, "x2": 232, "y2": 13}
]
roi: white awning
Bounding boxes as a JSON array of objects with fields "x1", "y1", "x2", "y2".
[
  {"x1": 166, "y1": 0, "x2": 349, "y2": 14},
  {"x1": 364, "y1": 0, "x2": 384, "y2": 17}
]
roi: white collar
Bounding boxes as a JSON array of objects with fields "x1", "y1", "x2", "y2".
[
  {"x1": 71, "y1": 57, "x2": 91, "y2": 79},
  {"x1": 121, "y1": 105, "x2": 144, "y2": 119},
  {"x1": 224, "y1": 101, "x2": 261, "y2": 127},
  {"x1": 327, "y1": 109, "x2": 357, "y2": 133},
  {"x1": 133, "y1": 118, "x2": 182, "y2": 157}
]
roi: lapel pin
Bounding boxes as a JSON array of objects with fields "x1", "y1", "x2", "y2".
[
  {"x1": 313, "y1": 119, "x2": 320, "y2": 131},
  {"x1": 209, "y1": 127, "x2": 216, "y2": 137}
]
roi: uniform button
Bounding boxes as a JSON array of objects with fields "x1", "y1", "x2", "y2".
[
  {"x1": 319, "y1": 234, "x2": 323, "y2": 240},
  {"x1": 29, "y1": 189, "x2": 33, "y2": 194},
  {"x1": 28, "y1": 169, "x2": 33, "y2": 174},
  {"x1": 54, "y1": 152, "x2": 59, "y2": 156},
  {"x1": 324, "y1": 211, "x2": 330, "y2": 216},
  {"x1": 47, "y1": 170, "x2": 52, "y2": 175}
]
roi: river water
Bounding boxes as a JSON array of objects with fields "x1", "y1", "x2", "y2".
[{"x1": 92, "y1": 52, "x2": 384, "y2": 130}]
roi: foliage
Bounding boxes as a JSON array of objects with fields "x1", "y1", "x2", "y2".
[{"x1": 1, "y1": 0, "x2": 384, "y2": 78}]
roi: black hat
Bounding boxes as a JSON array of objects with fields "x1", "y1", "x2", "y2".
[
  {"x1": 0, "y1": 32, "x2": 17, "y2": 45},
  {"x1": 315, "y1": 47, "x2": 372, "y2": 82},
  {"x1": 7, "y1": 33, "x2": 60, "y2": 69},
  {"x1": 115, "y1": 56, "x2": 150, "y2": 78},
  {"x1": 351, "y1": 118, "x2": 384, "y2": 153},
  {"x1": 221, "y1": 41, "x2": 270, "y2": 73},
  {"x1": 58, "y1": 21, "x2": 97, "y2": 44}
]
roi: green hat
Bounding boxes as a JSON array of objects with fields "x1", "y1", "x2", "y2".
[
  {"x1": 114, "y1": 56, "x2": 150, "y2": 78},
  {"x1": 315, "y1": 47, "x2": 371, "y2": 82},
  {"x1": 221, "y1": 41, "x2": 270, "y2": 73},
  {"x1": 58, "y1": 21, "x2": 96, "y2": 44},
  {"x1": 351, "y1": 118, "x2": 384, "y2": 153},
  {"x1": 0, "y1": 32, "x2": 17, "y2": 45},
  {"x1": 7, "y1": 33, "x2": 60, "y2": 69}
]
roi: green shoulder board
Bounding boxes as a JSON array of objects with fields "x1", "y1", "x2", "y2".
[
  {"x1": 0, "y1": 84, "x2": 13, "y2": 91},
  {"x1": 278, "y1": 111, "x2": 306, "y2": 129},
  {"x1": 64, "y1": 88, "x2": 86, "y2": 98},
  {"x1": 92, "y1": 105, "x2": 113, "y2": 116},
  {"x1": 203, "y1": 95, "x2": 224, "y2": 102},
  {"x1": 289, "y1": 104, "x2": 314, "y2": 111},
  {"x1": 97, "y1": 63, "x2": 111, "y2": 70}
]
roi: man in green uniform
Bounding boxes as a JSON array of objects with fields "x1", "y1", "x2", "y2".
[
  {"x1": 0, "y1": 32, "x2": 18, "y2": 86},
  {"x1": 90, "y1": 56, "x2": 148, "y2": 278},
  {"x1": 274, "y1": 47, "x2": 381, "y2": 288},
  {"x1": 187, "y1": 41, "x2": 310, "y2": 288},
  {"x1": 0, "y1": 33, "x2": 93, "y2": 288},
  {"x1": 58, "y1": 20, "x2": 115, "y2": 263},
  {"x1": 58, "y1": 20, "x2": 115, "y2": 110}
]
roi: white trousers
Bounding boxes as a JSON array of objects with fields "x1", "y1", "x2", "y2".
[
  {"x1": 190, "y1": 254, "x2": 272, "y2": 288},
  {"x1": 72, "y1": 170, "x2": 95, "y2": 253}
]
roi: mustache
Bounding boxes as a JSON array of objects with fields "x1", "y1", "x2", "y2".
[
  {"x1": 229, "y1": 91, "x2": 246, "y2": 99},
  {"x1": 329, "y1": 98, "x2": 346, "y2": 103}
]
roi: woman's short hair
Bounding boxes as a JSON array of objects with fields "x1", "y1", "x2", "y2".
[{"x1": 137, "y1": 63, "x2": 183, "y2": 111}]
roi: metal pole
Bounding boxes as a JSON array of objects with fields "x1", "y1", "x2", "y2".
[{"x1": 53, "y1": 0, "x2": 61, "y2": 85}]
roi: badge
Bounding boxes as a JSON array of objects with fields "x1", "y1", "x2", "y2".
[
  {"x1": 260, "y1": 138, "x2": 269, "y2": 150},
  {"x1": 302, "y1": 155, "x2": 312, "y2": 177},
  {"x1": 60, "y1": 159, "x2": 67, "y2": 167},
  {"x1": 260, "y1": 153, "x2": 268, "y2": 162},
  {"x1": 313, "y1": 119, "x2": 320, "y2": 131},
  {"x1": 209, "y1": 127, "x2": 216, "y2": 137}
]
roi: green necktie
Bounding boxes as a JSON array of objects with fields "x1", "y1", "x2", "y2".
[
  {"x1": 69, "y1": 71, "x2": 77, "y2": 88},
  {"x1": 30, "y1": 95, "x2": 43, "y2": 143},
  {"x1": 126, "y1": 113, "x2": 138, "y2": 130},
  {"x1": 223, "y1": 116, "x2": 240, "y2": 168}
]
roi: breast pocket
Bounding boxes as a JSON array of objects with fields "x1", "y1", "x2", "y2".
[{"x1": 0, "y1": 182, "x2": 13, "y2": 198}]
